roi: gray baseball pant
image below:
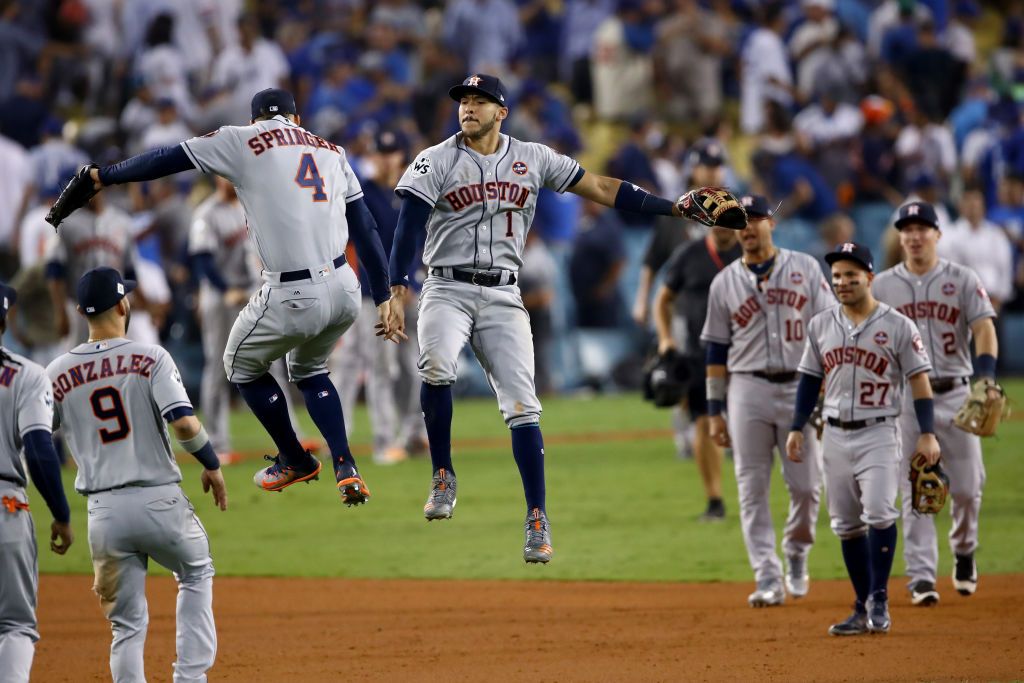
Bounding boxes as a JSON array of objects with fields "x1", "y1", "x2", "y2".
[{"x1": 0, "y1": 484, "x2": 36, "y2": 683}]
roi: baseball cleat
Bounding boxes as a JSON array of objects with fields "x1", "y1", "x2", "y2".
[
  {"x1": 866, "y1": 594, "x2": 891, "y2": 634},
  {"x1": 698, "y1": 498, "x2": 725, "y2": 522},
  {"x1": 335, "y1": 465, "x2": 370, "y2": 506},
  {"x1": 523, "y1": 507, "x2": 553, "y2": 564},
  {"x1": 909, "y1": 580, "x2": 940, "y2": 606},
  {"x1": 748, "y1": 580, "x2": 785, "y2": 607},
  {"x1": 828, "y1": 605, "x2": 869, "y2": 636},
  {"x1": 784, "y1": 555, "x2": 810, "y2": 598},
  {"x1": 253, "y1": 452, "x2": 321, "y2": 492},
  {"x1": 423, "y1": 468, "x2": 457, "y2": 520},
  {"x1": 953, "y1": 553, "x2": 978, "y2": 595}
]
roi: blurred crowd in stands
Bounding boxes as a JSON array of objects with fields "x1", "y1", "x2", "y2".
[{"x1": 3, "y1": 0, "x2": 1024, "y2": 396}]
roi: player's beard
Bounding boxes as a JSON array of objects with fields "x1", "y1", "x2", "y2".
[{"x1": 462, "y1": 113, "x2": 498, "y2": 141}]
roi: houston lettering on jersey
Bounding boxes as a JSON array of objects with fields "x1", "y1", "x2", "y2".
[
  {"x1": 821, "y1": 346, "x2": 889, "y2": 377},
  {"x1": 247, "y1": 128, "x2": 340, "y2": 156},
  {"x1": 895, "y1": 301, "x2": 960, "y2": 325},
  {"x1": 731, "y1": 288, "x2": 808, "y2": 327},
  {"x1": 0, "y1": 364, "x2": 19, "y2": 388},
  {"x1": 445, "y1": 182, "x2": 531, "y2": 211},
  {"x1": 51, "y1": 354, "x2": 157, "y2": 401},
  {"x1": 72, "y1": 238, "x2": 125, "y2": 257}
]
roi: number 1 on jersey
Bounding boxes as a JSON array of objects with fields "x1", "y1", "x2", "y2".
[
  {"x1": 506, "y1": 211, "x2": 513, "y2": 238},
  {"x1": 295, "y1": 153, "x2": 327, "y2": 201}
]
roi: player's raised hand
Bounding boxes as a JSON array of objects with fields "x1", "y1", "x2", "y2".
[
  {"x1": 785, "y1": 431, "x2": 804, "y2": 462},
  {"x1": 914, "y1": 433, "x2": 941, "y2": 467},
  {"x1": 50, "y1": 520, "x2": 73, "y2": 554},
  {"x1": 202, "y1": 468, "x2": 228, "y2": 511},
  {"x1": 708, "y1": 414, "x2": 731, "y2": 448}
]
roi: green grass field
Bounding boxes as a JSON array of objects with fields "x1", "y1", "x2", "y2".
[{"x1": 33, "y1": 383, "x2": 1024, "y2": 583}]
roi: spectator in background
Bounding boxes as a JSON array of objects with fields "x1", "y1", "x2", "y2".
[
  {"x1": 654, "y1": 0, "x2": 732, "y2": 126},
  {"x1": 945, "y1": 0, "x2": 980, "y2": 69},
  {"x1": 16, "y1": 118, "x2": 87, "y2": 233},
  {"x1": 607, "y1": 115, "x2": 662, "y2": 227},
  {"x1": 135, "y1": 13, "x2": 195, "y2": 125},
  {"x1": 868, "y1": 0, "x2": 931, "y2": 59},
  {"x1": 139, "y1": 98, "x2": 193, "y2": 151},
  {"x1": 879, "y1": 1, "x2": 921, "y2": 69},
  {"x1": 988, "y1": 171, "x2": 1024, "y2": 306},
  {"x1": 370, "y1": 0, "x2": 427, "y2": 46},
  {"x1": 788, "y1": 0, "x2": 840, "y2": 102},
  {"x1": 443, "y1": 0, "x2": 523, "y2": 73},
  {"x1": 855, "y1": 95, "x2": 904, "y2": 205},
  {"x1": 941, "y1": 187, "x2": 1015, "y2": 311},
  {"x1": 591, "y1": 0, "x2": 655, "y2": 121},
  {"x1": 570, "y1": 202, "x2": 626, "y2": 328},
  {"x1": 518, "y1": 0, "x2": 565, "y2": 83},
  {"x1": 120, "y1": 81, "x2": 160, "y2": 154},
  {"x1": 901, "y1": 20, "x2": 961, "y2": 121},
  {"x1": 561, "y1": 0, "x2": 615, "y2": 106},
  {"x1": 0, "y1": 132, "x2": 30, "y2": 279},
  {"x1": 209, "y1": 13, "x2": 290, "y2": 125},
  {"x1": 519, "y1": 229, "x2": 559, "y2": 395},
  {"x1": 794, "y1": 83, "x2": 864, "y2": 203},
  {"x1": 807, "y1": 25, "x2": 868, "y2": 106},
  {"x1": 895, "y1": 108, "x2": 957, "y2": 197},
  {"x1": 740, "y1": 1, "x2": 791, "y2": 134},
  {"x1": 813, "y1": 212, "x2": 856, "y2": 277},
  {"x1": 0, "y1": 0, "x2": 47, "y2": 103}
]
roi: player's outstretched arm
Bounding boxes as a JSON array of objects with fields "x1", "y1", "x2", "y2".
[
  {"x1": 568, "y1": 172, "x2": 682, "y2": 217},
  {"x1": 23, "y1": 429, "x2": 73, "y2": 554},
  {"x1": 786, "y1": 372, "x2": 824, "y2": 462},
  {"x1": 908, "y1": 372, "x2": 941, "y2": 466},
  {"x1": 169, "y1": 414, "x2": 228, "y2": 510}
]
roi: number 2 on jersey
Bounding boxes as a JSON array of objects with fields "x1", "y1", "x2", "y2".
[
  {"x1": 295, "y1": 153, "x2": 327, "y2": 201},
  {"x1": 90, "y1": 387, "x2": 131, "y2": 443}
]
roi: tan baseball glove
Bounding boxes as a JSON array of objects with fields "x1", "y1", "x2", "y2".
[
  {"x1": 676, "y1": 187, "x2": 747, "y2": 230},
  {"x1": 908, "y1": 453, "x2": 949, "y2": 515},
  {"x1": 953, "y1": 379, "x2": 1008, "y2": 437}
]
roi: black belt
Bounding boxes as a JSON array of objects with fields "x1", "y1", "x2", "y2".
[
  {"x1": 752, "y1": 371, "x2": 797, "y2": 384},
  {"x1": 0, "y1": 475, "x2": 23, "y2": 486},
  {"x1": 930, "y1": 377, "x2": 969, "y2": 395},
  {"x1": 431, "y1": 267, "x2": 516, "y2": 287},
  {"x1": 827, "y1": 416, "x2": 890, "y2": 430},
  {"x1": 280, "y1": 254, "x2": 347, "y2": 283}
]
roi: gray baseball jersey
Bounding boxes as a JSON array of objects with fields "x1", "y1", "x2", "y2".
[
  {"x1": 701, "y1": 249, "x2": 835, "y2": 372},
  {"x1": 0, "y1": 352, "x2": 54, "y2": 486},
  {"x1": 396, "y1": 133, "x2": 579, "y2": 271},
  {"x1": 180, "y1": 115, "x2": 363, "y2": 273},
  {"x1": 44, "y1": 206, "x2": 135, "y2": 291},
  {"x1": 47, "y1": 339, "x2": 192, "y2": 494},
  {"x1": 188, "y1": 194, "x2": 256, "y2": 291},
  {"x1": 871, "y1": 259, "x2": 995, "y2": 377},
  {"x1": 799, "y1": 303, "x2": 932, "y2": 421}
]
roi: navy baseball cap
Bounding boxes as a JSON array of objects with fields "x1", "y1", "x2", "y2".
[
  {"x1": 825, "y1": 242, "x2": 874, "y2": 272},
  {"x1": 449, "y1": 74, "x2": 508, "y2": 108},
  {"x1": 690, "y1": 140, "x2": 725, "y2": 167},
  {"x1": 251, "y1": 88, "x2": 297, "y2": 120},
  {"x1": 739, "y1": 194, "x2": 775, "y2": 219},
  {"x1": 894, "y1": 200, "x2": 940, "y2": 230},
  {"x1": 77, "y1": 267, "x2": 136, "y2": 316},
  {"x1": 375, "y1": 129, "x2": 408, "y2": 154},
  {"x1": 0, "y1": 282, "x2": 15, "y2": 323}
]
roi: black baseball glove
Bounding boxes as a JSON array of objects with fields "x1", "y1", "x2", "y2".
[
  {"x1": 676, "y1": 186, "x2": 748, "y2": 230},
  {"x1": 45, "y1": 164, "x2": 100, "y2": 229},
  {"x1": 642, "y1": 348, "x2": 690, "y2": 408}
]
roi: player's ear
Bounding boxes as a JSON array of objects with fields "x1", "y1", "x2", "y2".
[
  {"x1": 497, "y1": 107, "x2": 508, "y2": 121},
  {"x1": 293, "y1": 114, "x2": 301, "y2": 126}
]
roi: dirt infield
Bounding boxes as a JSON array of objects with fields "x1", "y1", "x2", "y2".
[{"x1": 35, "y1": 573, "x2": 1024, "y2": 682}]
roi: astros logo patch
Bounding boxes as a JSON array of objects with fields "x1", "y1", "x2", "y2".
[
  {"x1": 977, "y1": 285, "x2": 988, "y2": 299},
  {"x1": 874, "y1": 331, "x2": 889, "y2": 346},
  {"x1": 912, "y1": 334, "x2": 926, "y2": 354},
  {"x1": 512, "y1": 161, "x2": 528, "y2": 176},
  {"x1": 790, "y1": 272, "x2": 804, "y2": 285},
  {"x1": 942, "y1": 282, "x2": 955, "y2": 296}
]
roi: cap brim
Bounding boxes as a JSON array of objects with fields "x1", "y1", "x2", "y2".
[
  {"x1": 824, "y1": 253, "x2": 872, "y2": 271},
  {"x1": 123, "y1": 280, "x2": 138, "y2": 294},
  {"x1": 448, "y1": 85, "x2": 505, "y2": 106},
  {"x1": 894, "y1": 217, "x2": 939, "y2": 230}
]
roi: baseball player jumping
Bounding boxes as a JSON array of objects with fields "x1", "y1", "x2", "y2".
[
  {"x1": 786, "y1": 243, "x2": 940, "y2": 636},
  {"x1": 47, "y1": 89, "x2": 395, "y2": 506},
  {"x1": 384, "y1": 74, "x2": 720, "y2": 562},
  {"x1": 873, "y1": 201, "x2": 999, "y2": 605},
  {"x1": 47, "y1": 267, "x2": 228, "y2": 681},
  {"x1": 0, "y1": 282, "x2": 73, "y2": 683},
  {"x1": 701, "y1": 195, "x2": 834, "y2": 606}
]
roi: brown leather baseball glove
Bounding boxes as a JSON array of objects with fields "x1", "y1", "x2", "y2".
[
  {"x1": 908, "y1": 453, "x2": 949, "y2": 515},
  {"x1": 676, "y1": 186, "x2": 747, "y2": 230},
  {"x1": 953, "y1": 379, "x2": 1008, "y2": 437}
]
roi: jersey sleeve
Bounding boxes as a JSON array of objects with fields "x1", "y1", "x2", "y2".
[
  {"x1": 537, "y1": 143, "x2": 581, "y2": 194},
  {"x1": 339, "y1": 150, "x2": 364, "y2": 203},
  {"x1": 897, "y1": 317, "x2": 933, "y2": 377},
  {"x1": 797, "y1": 317, "x2": 825, "y2": 377},
  {"x1": 700, "y1": 275, "x2": 732, "y2": 345},
  {"x1": 960, "y1": 267, "x2": 997, "y2": 324},
  {"x1": 396, "y1": 147, "x2": 445, "y2": 206},
  {"x1": 150, "y1": 348, "x2": 193, "y2": 416},
  {"x1": 180, "y1": 127, "x2": 244, "y2": 183},
  {"x1": 16, "y1": 365, "x2": 54, "y2": 437}
]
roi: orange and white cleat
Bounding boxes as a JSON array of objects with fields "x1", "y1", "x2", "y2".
[{"x1": 252, "y1": 452, "x2": 321, "y2": 492}]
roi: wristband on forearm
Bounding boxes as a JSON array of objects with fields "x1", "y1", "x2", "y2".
[
  {"x1": 914, "y1": 398, "x2": 935, "y2": 435},
  {"x1": 975, "y1": 353, "x2": 996, "y2": 379},
  {"x1": 614, "y1": 182, "x2": 676, "y2": 217},
  {"x1": 790, "y1": 373, "x2": 823, "y2": 431},
  {"x1": 179, "y1": 426, "x2": 220, "y2": 470},
  {"x1": 706, "y1": 376, "x2": 726, "y2": 416}
]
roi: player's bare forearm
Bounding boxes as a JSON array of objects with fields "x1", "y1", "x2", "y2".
[
  {"x1": 971, "y1": 317, "x2": 998, "y2": 359},
  {"x1": 568, "y1": 171, "x2": 622, "y2": 207},
  {"x1": 169, "y1": 414, "x2": 203, "y2": 441},
  {"x1": 653, "y1": 286, "x2": 676, "y2": 354},
  {"x1": 706, "y1": 363, "x2": 727, "y2": 380},
  {"x1": 908, "y1": 371, "x2": 934, "y2": 401}
]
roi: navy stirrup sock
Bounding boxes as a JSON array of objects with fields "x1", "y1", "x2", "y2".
[
  {"x1": 867, "y1": 524, "x2": 898, "y2": 600},
  {"x1": 421, "y1": 382, "x2": 454, "y2": 474},
  {"x1": 296, "y1": 374, "x2": 355, "y2": 472},
  {"x1": 235, "y1": 373, "x2": 305, "y2": 466},
  {"x1": 840, "y1": 534, "x2": 871, "y2": 606},
  {"x1": 511, "y1": 424, "x2": 546, "y2": 512}
]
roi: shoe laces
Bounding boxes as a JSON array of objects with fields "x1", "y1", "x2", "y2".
[
  {"x1": 525, "y1": 508, "x2": 549, "y2": 548},
  {"x1": 263, "y1": 454, "x2": 287, "y2": 475},
  {"x1": 428, "y1": 469, "x2": 455, "y2": 503}
]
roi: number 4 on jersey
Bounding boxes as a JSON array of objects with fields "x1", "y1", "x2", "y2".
[{"x1": 295, "y1": 153, "x2": 327, "y2": 201}]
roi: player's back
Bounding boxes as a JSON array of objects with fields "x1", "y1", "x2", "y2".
[
  {"x1": 47, "y1": 206, "x2": 134, "y2": 287},
  {"x1": 0, "y1": 350, "x2": 52, "y2": 486},
  {"x1": 181, "y1": 116, "x2": 363, "y2": 273},
  {"x1": 47, "y1": 338, "x2": 190, "y2": 494}
]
